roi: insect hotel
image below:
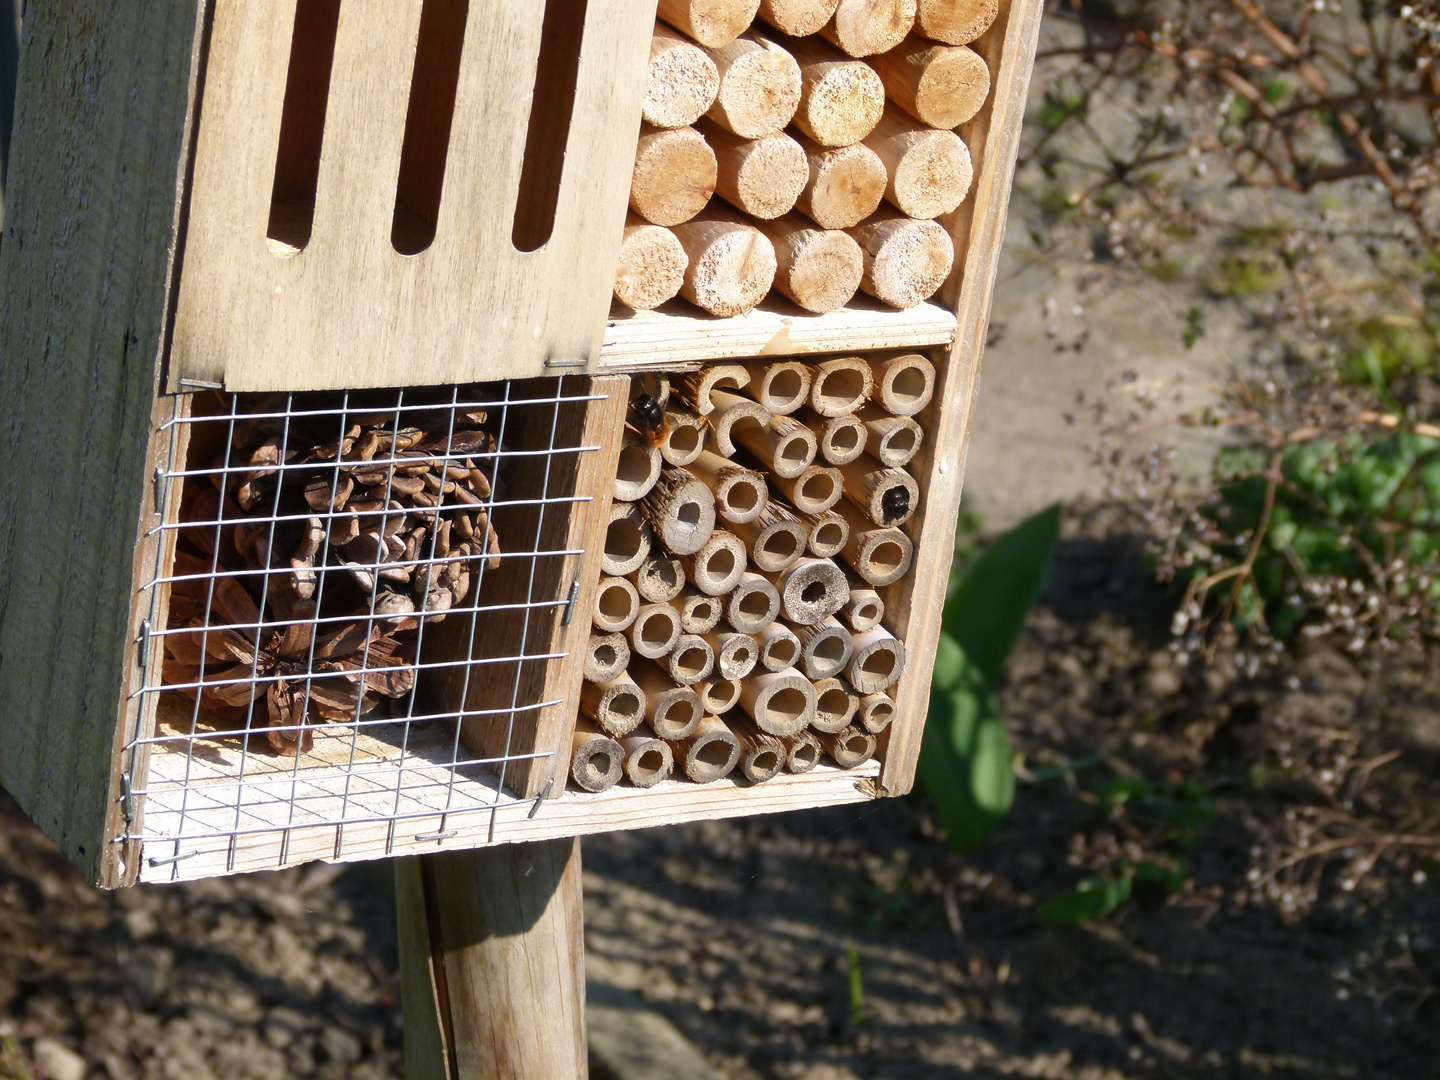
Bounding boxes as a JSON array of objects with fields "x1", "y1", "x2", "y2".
[{"x1": 0, "y1": 0, "x2": 1042, "y2": 1073}]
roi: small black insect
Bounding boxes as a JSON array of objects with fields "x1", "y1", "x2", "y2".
[
  {"x1": 881, "y1": 485, "x2": 910, "y2": 524},
  {"x1": 630, "y1": 392, "x2": 669, "y2": 448}
]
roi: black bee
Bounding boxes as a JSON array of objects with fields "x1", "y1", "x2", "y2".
[
  {"x1": 630, "y1": 392, "x2": 669, "y2": 449},
  {"x1": 881, "y1": 485, "x2": 911, "y2": 524}
]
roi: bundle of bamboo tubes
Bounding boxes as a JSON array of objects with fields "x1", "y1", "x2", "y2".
[
  {"x1": 572, "y1": 353, "x2": 934, "y2": 792},
  {"x1": 614, "y1": 0, "x2": 996, "y2": 316}
]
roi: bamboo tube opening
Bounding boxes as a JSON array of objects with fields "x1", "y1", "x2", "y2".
[
  {"x1": 572, "y1": 729, "x2": 625, "y2": 792},
  {"x1": 810, "y1": 517, "x2": 847, "y2": 557},
  {"x1": 871, "y1": 353, "x2": 935, "y2": 415},
  {"x1": 726, "y1": 575, "x2": 781, "y2": 633},
  {"x1": 635, "y1": 555, "x2": 685, "y2": 602},
  {"x1": 633, "y1": 746, "x2": 668, "y2": 780},
  {"x1": 708, "y1": 632, "x2": 757, "y2": 680},
  {"x1": 759, "y1": 625, "x2": 801, "y2": 669},
  {"x1": 670, "y1": 638, "x2": 715, "y2": 683},
  {"x1": 859, "y1": 691, "x2": 894, "y2": 733},
  {"x1": 586, "y1": 680, "x2": 646, "y2": 735},
  {"x1": 586, "y1": 633, "x2": 630, "y2": 683},
  {"x1": 594, "y1": 577, "x2": 641, "y2": 632},
  {"x1": 632, "y1": 604, "x2": 683, "y2": 658},
  {"x1": 873, "y1": 417, "x2": 921, "y2": 466},
  {"x1": 812, "y1": 679, "x2": 858, "y2": 732},
  {"x1": 785, "y1": 731, "x2": 821, "y2": 772},
  {"x1": 826, "y1": 727, "x2": 876, "y2": 768},
  {"x1": 804, "y1": 625, "x2": 852, "y2": 679},
  {"x1": 745, "y1": 746, "x2": 785, "y2": 783},
  {"x1": 603, "y1": 507, "x2": 650, "y2": 576},
  {"x1": 849, "y1": 629, "x2": 905, "y2": 692},
  {"x1": 857, "y1": 647, "x2": 897, "y2": 683},
  {"x1": 766, "y1": 687, "x2": 807, "y2": 729},
  {"x1": 843, "y1": 589, "x2": 884, "y2": 631},
  {"x1": 871, "y1": 538, "x2": 907, "y2": 577},
  {"x1": 664, "y1": 420, "x2": 706, "y2": 466},
  {"x1": 697, "y1": 677, "x2": 743, "y2": 713},
  {"x1": 757, "y1": 525, "x2": 803, "y2": 567},
  {"x1": 673, "y1": 591, "x2": 722, "y2": 633},
  {"x1": 794, "y1": 468, "x2": 841, "y2": 513},
  {"x1": 823, "y1": 416, "x2": 866, "y2": 463},
  {"x1": 811, "y1": 362, "x2": 872, "y2": 415},
  {"x1": 623, "y1": 738, "x2": 674, "y2": 787},
  {"x1": 695, "y1": 737, "x2": 734, "y2": 769},
  {"x1": 650, "y1": 689, "x2": 703, "y2": 741},
  {"x1": 752, "y1": 363, "x2": 811, "y2": 413},
  {"x1": 720, "y1": 473, "x2": 765, "y2": 519},
  {"x1": 686, "y1": 529, "x2": 748, "y2": 595}
]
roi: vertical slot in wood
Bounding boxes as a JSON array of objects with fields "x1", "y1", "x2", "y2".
[
  {"x1": 391, "y1": 0, "x2": 470, "y2": 256},
  {"x1": 267, "y1": 0, "x2": 342, "y2": 255},
  {"x1": 510, "y1": 0, "x2": 587, "y2": 253}
]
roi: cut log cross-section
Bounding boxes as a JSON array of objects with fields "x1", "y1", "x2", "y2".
[
  {"x1": 863, "y1": 105, "x2": 974, "y2": 219},
  {"x1": 701, "y1": 122, "x2": 809, "y2": 220},
  {"x1": 672, "y1": 217, "x2": 779, "y2": 317},
  {"x1": 659, "y1": 0, "x2": 763, "y2": 47},
  {"x1": 872, "y1": 36, "x2": 990, "y2": 129},
  {"x1": 793, "y1": 136, "x2": 888, "y2": 229},
  {"x1": 614, "y1": 215, "x2": 688, "y2": 311},
  {"x1": 759, "y1": 0, "x2": 843, "y2": 36},
  {"x1": 645, "y1": 23, "x2": 722, "y2": 128},
  {"x1": 702, "y1": 32, "x2": 804, "y2": 138},
  {"x1": 821, "y1": 0, "x2": 917, "y2": 56},
  {"x1": 915, "y1": 0, "x2": 998, "y2": 45},
  {"x1": 846, "y1": 212, "x2": 956, "y2": 309},
  {"x1": 631, "y1": 124, "x2": 719, "y2": 227},
  {"x1": 752, "y1": 215, "x2": 864, "y2": 314}
]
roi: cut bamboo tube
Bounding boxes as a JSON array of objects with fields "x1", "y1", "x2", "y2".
[
  {"x1": 680, "y1": 364, "x2": 751, "y2": 415},
  {"x1": 668, "y1": 587, "x2": 724, "y2": 634},
  {"x1": 863, "y1": 104, "x2": 972, "y2": 219},
  {"x1": 840, "y1": 584, "x2": 885, "y2": 631},
  {"x1": 593, "y1": 575, "x2": 642, "y2": 633},
  {"x1": 695, "y1": 676, "x2": 743, "y2": 714},
  {"x1": 699, "y1": 121, "x2": 808, "y2": 220},
  {"x1": 602, "y1": 502, "x2": 652, "y2": 576},
  {"x1": 793, "y1": 135, "x2": 887, "y2": 229},
  {"x1": 769, "y1": 556, "x2": 849, "y2": 624},
  {"x1": 811, "y1": 676, "x2": 860, "y2": 732},
  {"x1": 702, "y1": 32, "x2": 804, "y2": 138},
  {"x1": 751, "y1": 214, "x2": 864, "y2": 314},
  {"x1": 839, "y1": 453, "x2": 919, "y2": 526},
  {"x1": 858, "y1": 690, "x2": 895, "y2": 733},
  {"x1": 732, "y1": 412, "x2": 819, "y2": 479},
  {"x1": 705, "y1": 388, "x2": 771, "y2": 457},
  {"x1": 872, "y1": 35, "x2": 989, "y2": 129},
  {"x1": 636, "y1": 372, "x2": 673, "y2": 409},
  {"x1": 631, "y1": 659, "x2": 705, "y2": 740},
  {"x1": 633, "y1": 553, "x2": 686, "y2": 603},
  {"x1": 833, "y1": 497, "x2": 914, "y2": 585},
  {"x1": 759, "y1": 0, "x2": 843, "y2": 36},
  {"x1": 673, "y1": 714, "x2": 743, "y2": 782},
  {"x1": 727, "y1": 712, "x2": 787, "y2": 783},
  {"x1": 757, "y1": 622, "x2": 802, "y2": 671},
  {"x1": 688, "y1": 451, "x2": 769, "y2": 525},
  {"x1": 793, "y1": 615, "x2": 855, "y2": 679},
  {"x1": 723, "y1": 572, "x2": 782, "y2": 634},
  {"x1": 681, "y1": 528, "x2": 748, "y2": 595},
  {"x1": 738, "y1": 666, "x2": 816, "y2": 736},
  {"x1": 615, "y1": 214, "x2": 688, "y2": 311},
  {"x1": 673, "y1": 215, "x2": 778, "y2": 316},
  {"x1": 820, "y1": 725, "x2": 877, "y2": 768},
  {"x1": 820, "y1": 0, "x2": 917, "y2": 56},
  {"x1": 703, "y1": 630, "x2": 760, "y2": 679},
  {"x1": 641, "y1": 467, "x2": 718, "y2": 555},
  {"x1": 665, "y1": 633, "x2": 717, "y2": 684},
  {"x1": 658, "y1": 0, "x2": 763, "y2": 47},
  {"x1": 620, "y1": 733, "x2": 675, "y2": 788},
  {"x1": 630, "y1": 603, "x2": 683, "y2": 659},
  {"x1": 846, "y1": 211, "x2": 955, "y2": 308},
  {"x1": 631, "y1": 124, "x2": 718, "y2": 227},
  {"x1": 915, "y1": 0, "x2": 998, "y2": 45},
  {"x1": 585, "y1": 632, "x2": 631, "y2": 683},
  {"x1": 768, "y1": 463, "x2": 843, "y2": 515},
  {"x1": 847, "y1": 626, "x2": 906, "y2": 693},
  {"x1": 809, "y1": 355, "x2": 873, "y2": 416},
  {"x1": 869, "y1": 352, "x2": 936, "y2": 415},
  {"x1": 571, "y1": 724, "x2": 626, "y2": 792},
  {"x1": 783, "y1": 729, "x2": 823, "y2": 773},
  {"x1": 657, "y1": 407, "x2": 707, "y2": 468},
  {"x1": 614, "y1": 432, "x2": 664, "y2": 501},
  {"x1": 581, "y1": 672, "x2": 648, "y2": 737},
  {"x1": 645, "y1": 24, "x2": 723, "y2": 128},
  {"x1": 742, "y1": 360, "x2": 812, "y2": 415},
  {"x1": 765, "y1": 31, "x2": 885, "y2": 146},
  {"x1": 730, "y1": 501, "x2": 807, "y2": 572},
  {"x1": 796, "y1": 407, "x2": 867, "y2": 465},
  {"x1": 856, "y1": 404, "x2": 922, "y2": 467},
  {"x1": 800, "y1": 507, "x2": 849, "y2": 557}
]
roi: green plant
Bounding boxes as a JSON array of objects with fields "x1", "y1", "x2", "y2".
[{"x1": 918, "y1": 504, "x2": 1061, "y2": 851}]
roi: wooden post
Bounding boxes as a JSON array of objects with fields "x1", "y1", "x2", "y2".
[{"x1": 397, "y1": 838, "x2": 588, "y2": 1080}]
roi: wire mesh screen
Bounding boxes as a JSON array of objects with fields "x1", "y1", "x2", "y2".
[{"x1": 125, "y1": 377, "x2": 604, "y2": 878}]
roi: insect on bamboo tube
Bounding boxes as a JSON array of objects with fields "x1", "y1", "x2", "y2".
[
  {"x1": 655, "y1": 407, "x2": 707, "y2": 468},
  {"x1": 642, "y1": 467, "x2": 718, "y2": 555},
  {"x1": 633, "y1": 553, "x2": 686, "y2": 603},
  {"x1": 571, "y1": 724, "x2": 626, "y2": 792},
  {"x1": 701, "y1": 32, "x2": 804, "y2": 139},
  {"x1": 695, "y1": 675, "x2": 744, "y2": 714},
  {"x1": 593, "y1": 575, "x2": 642, "y2": 633},
  {"x1": 751, "y1": 214, "x2": 864, "y2": 314},
  {"x1": 783, "y1": 729, "x2": 823, "y2": 773},
  {"x1": 863, "y1": 105, "x2": 973, "y2": 219},
  {"x1": 811, "y1": 676, "x2": 860, "y2": 732},
  {"x1": 839, "y1": 453, "x2": 919, "y2": 527},
  {"x1": 666, "y1": 633, "x2": 717, "y2": 684},
  {"x1": 631, "y1": 124, "x2": 719, "y2": 227},
  {"x1": 742, "y1": 360, "x2": 812, "y2": 415},
  {"x1": 667, "y1": 587, "x2": 725, "y2": 634},
  {"x1": 840, "y1": 584, "x2": 885, "y2": 632},
  {"x1": 620, "y1": 733, "x2": 675, "y2": 788},
  {"x1": 820, "y1": 0, "x2": 917, "y2": 56},
  {"x1": 759, "y1": 0, "x2": 843, "y2": 36},
  {"x1": 766, "y1": 31, "x2": 886, "y2": 147},
  {"x1": 869, "y1": 352, "x2": 936, "y2": 416},
  {"x1": 856, "y1": 405, "x2": 923, "y2": 467},
  {"x1": 858, "y1": 690, "x2": 895, "y2": 733},
  {"x1": 706, "y1": 389, "x2": 771, "y2": 457},
  {"x1": 730, "y1": 501, "x2": 808, "y2": 572},
  {"x1": 645, "y1": 23, "x2": 723, "y2": 128},
  {"x1": 872, "y1": 36, "x2": 990, "y2": 129},
  {"x1": 673, "y1": 714, "x2": 743, "y2": 782},
  {"x1": 768, "y1": 463, "x2": 844, "y2": 517},
  {"x1": 820, "y1": 725, "x2": 877, "y2": 768},
  {"x1": 680, "y1": 364, "x2": 751, "y2": 415},
  {"x1": 603, "y1": 502, "x2": 652, "y2": 576},
  {"x1": 687, "y1": 451, "x2": 769, "y2": 524},
  {"x1": 659, "y1": 0, "x2": 763, "y2": 47},
  {"x1": 799, "y1": 507, "x2": 849, "y2": 558},
  {"x1": 771, "y1": 556, "x2": 850, "y2": 624},
  {"x1": 846, "y1": 211, "x2": 956, "y2": 309},
  {"x1": 615, "y1": 214, "x2": 688, "y2": 311},
  {"x1": 635, "y1": 372, "x2": 673, "y2": 410},
  {"x1": 726, "y1": 713, "x2": 787, "y2": 783},
  {"x1": 915, "y1": 0, "x2": 998, "y2": 45},
  {"x1": 794, "y1": 615, "x2": 855, "y2": 679},
  {"x1": 703, "y1": 630, "x2": 760, "y2": 680},
  {"x1": 756, "y1": 621, "x2": 802, "y2": 671},
  {"x1": 699, "y1": 122, "x2": 809, "y2": 220},
  {"x1": 793, "y1": 135, "x2": 888, "y2": 229},
  {"x1": 738, "y1": 666, "x2": 816, "y2": 736},
  {"x1": 673, "y1": 212, "x2": 780, "y2": 317},
  {"x1": 614, "y1": 432, "x2": 664, "y2": 501},
  {"x1": 723, "y1": 572, "x2": 782, "y2": 634},
  {"x1": 808, "y1": 356, "x2": 874, "y2": 416},
  {"x1": 833, "y1": 498, "x2": 914, "y2": 585},
  {"x1": 847, "y1": 626, "x2": 906, "y2": 693},
  {"x1": 581, "y1": 673, "x2": 648, "y2": 737},
  {"x1": 631, "y1": 602, "x2": 684, "y2": 659},
  {"x1": 586, "y1": 632, "x2": 632, "y2": 683},
  {"x1": 732, "y1": 412, "x2": 819, "y2": 479},
  {"x1": 631, "y1": 660, "x2": 705, "y2": 740}
]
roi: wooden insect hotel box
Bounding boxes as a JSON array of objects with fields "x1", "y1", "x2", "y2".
[{"x1": 0, "y1": 0, "x2": 1043, "y2": 889}]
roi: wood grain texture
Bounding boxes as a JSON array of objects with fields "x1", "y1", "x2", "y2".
[{"x1": 644, "y1": 22, "x2": 721, "y2": 128}]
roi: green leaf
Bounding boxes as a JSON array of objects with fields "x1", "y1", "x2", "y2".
[
  {"x1": 1037, "y1": 874, "x2": 1133, "y2": 926},
  {"x1": 919, "y1": 654, "x2": 1015, "y2": 851},
  {"x1": 944, "y1": 504, "x2": 1061, "y2": 686}
]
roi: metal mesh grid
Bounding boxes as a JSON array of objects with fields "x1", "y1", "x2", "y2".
[{"x1": 122, "y1": 377, "x2": 602, "y2": 876}]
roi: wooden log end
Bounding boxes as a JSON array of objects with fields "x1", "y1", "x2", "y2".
[{"x1": 615, "y1": 218, "x2": 688, "y2": 311}]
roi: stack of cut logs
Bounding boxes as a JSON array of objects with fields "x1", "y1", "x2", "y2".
[
  {"x1": 571, "y1": 352, "x2": 932, "y2": 791},
  {"x1": 614, "y1": 0, "x2": 995, "y2": 316}
]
